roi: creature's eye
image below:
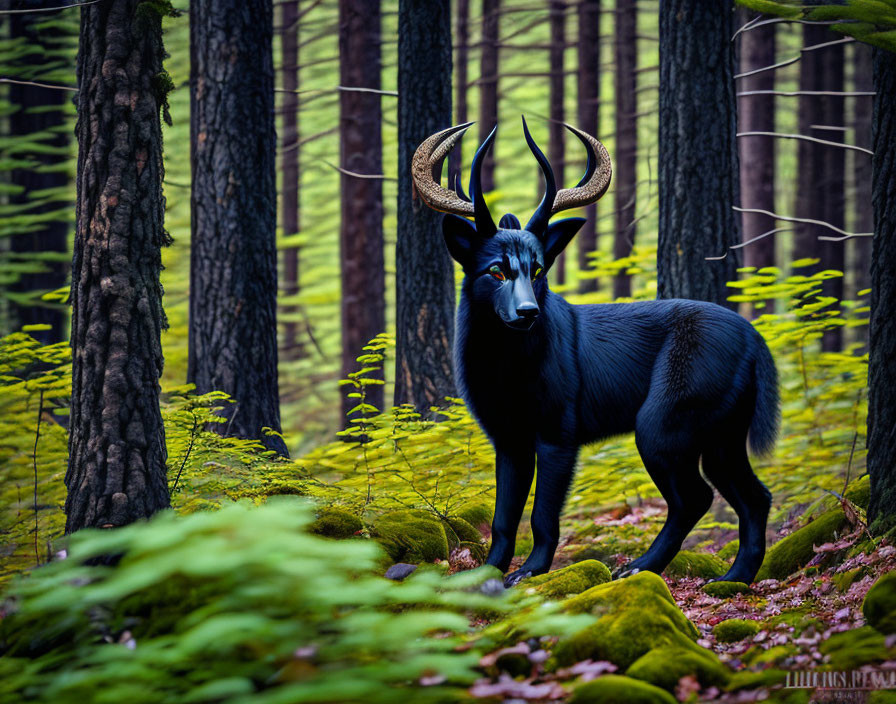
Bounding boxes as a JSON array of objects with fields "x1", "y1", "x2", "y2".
[
  {"x1": 489, "y1": 265, "x2": 505, "y2": 281},
  {"x1": 532, "y1": 266, "x2": 543, "y2": 280}
]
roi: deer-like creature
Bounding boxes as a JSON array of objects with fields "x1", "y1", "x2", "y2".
[{"x1": 412, "y1": 118, "x2": 779, "y2": 587}]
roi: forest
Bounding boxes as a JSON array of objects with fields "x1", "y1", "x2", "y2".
[{"x1": 1, "y1": 0, "x2": 896, "y2": 702}]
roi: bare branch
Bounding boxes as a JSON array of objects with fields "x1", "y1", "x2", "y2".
[
  {"x1": 732, "y1": 16, "x2": 847, "y2": 42},
  {"x1": 733, "y1": 206, "x2": 872, "y2": 238},
  {"x1": 735, "y1": 37, "x2": 853, "y2": 80},
  {"x1": 0, "y1": 0, "x2": 100, "y2": 14},
  {"x1": 705, "y1": 228, "x2": 794, "y2": 261},
  {"x1": 0, "y1": 77, "x2": 76, "y2": 92},
  {"x1": 736, "y1": 131, "x2": 872, "y2": 156},
  {"x1": 737, "y1": 89, "x2": 875, "y2": 98},
  {"x1": 324, "y1": 161, "x2": 396, "y2": 181}
]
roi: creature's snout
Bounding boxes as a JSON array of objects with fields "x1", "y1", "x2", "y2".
[{"x1": 506, "y1": 282, "x2": 539, "y2": 330}]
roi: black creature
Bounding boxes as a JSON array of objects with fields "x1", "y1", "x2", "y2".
[{"x1": 412, "y1": 118, "x2": 780, "y2": 587}]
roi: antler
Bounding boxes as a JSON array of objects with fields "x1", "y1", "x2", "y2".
[{"x1": 411, "y1": 122, "x2": 475, "y2": 217}]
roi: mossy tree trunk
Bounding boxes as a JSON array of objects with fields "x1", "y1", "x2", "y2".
[
  {"x1": 338, "y1": 0, "x2": 386, "y2": 422},
  {"x1": 867, "y1": 48, "x2": 896, "y2": 536},
  {"x1": 576, "y1": 0, "x2": 601, "y2": 294},
  {"x1": 188, "y1": 0, "x2": 288, "y2": 456},
  {"x1": 394, "y1": 0, "x2": 456, "y2": 412},
  {"x1": 66, "y1": 0, "x2": 171, "y2": 532},
  {"x1": 613, "y1": 0, "x2": 637, "y2": 299},
  {"x1": 657, "y1": 0, "x2": 740, "y2": 308}
]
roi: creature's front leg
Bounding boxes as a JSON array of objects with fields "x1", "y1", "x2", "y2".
[
  {"x1": 485, "y1": 443, "x2": 535, "y2": 573},
  {"x1": 505, "y1": 441, "x2": 578, "y2": 586}
]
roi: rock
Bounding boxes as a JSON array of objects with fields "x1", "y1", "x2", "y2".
[
  {"x1": 627, "y1": 645, "x2": 730, "y2": 692},
  {"x1": 384, "y1": 563, "x2": 418, "y2": 581},
  {"x1": 455, "y1": 502, "x2": 493, "y2": 530},
  {"x1": 569, "y1": 674, "x2": 677, "y2": 704},
  {"x1": 701, "y1": 581, "x2": 752, "y2": 599},
  {"x1": 480, "y1": 578, "x2": 506, "y2": 597},
  {"x1": 713, "y1": 618, "x2": 760, "y2": 643},
  {"x1": 444, "y1": 516, "x2": 483, "y2": 545},
  {"x1": 844, "y1": 474, "x2": 871, "y2": 510},
  {"x1": 664, "y1": 550, "x2": 728, "y2": 579},
  {"x1": 308, "y1": 507, "x2": 363, "y2": 539},
  {"x1": 554, "y1": 571, "x2": 702, "y2": 669},
  {"x1": 458, "y1": 540, "x2": 487, "y2": 562},
  {"x1": 756, "y1": 509, "x2": 848, "y2": 581},
  {"x1": 863, "y1": 572, "x2": 896, "y2": 634},
  {"x1": 525, "y1": 559, "x2": 612, "y2": 599},
  {"x1": 370, "y1": 510, "x2": 449, "y2": 564}
]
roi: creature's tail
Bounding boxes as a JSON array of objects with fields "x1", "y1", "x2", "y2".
[{"x1": 748, "y1": 339, "x2": 780, "y2": 456}]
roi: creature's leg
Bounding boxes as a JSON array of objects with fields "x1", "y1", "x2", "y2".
[
  {"x1": 619, "y1": 406, "x2": 713, "y2": 577},
  {"x1": 702, "y1": 440, "x2": 772, "y2": 583},
  {"x1": 504, "y1": 441, "x2": 578, "y2": 586},
  {"x1": 486, "y1": 443, "x2": 536, "y2": 573}
]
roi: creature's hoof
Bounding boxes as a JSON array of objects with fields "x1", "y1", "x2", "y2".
[{"x1": 503, "y1": 569, "x2": 534, "y2": 588}]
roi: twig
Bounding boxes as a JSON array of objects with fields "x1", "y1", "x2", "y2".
[
  {"x1": 736, "y1": 131, "x2": 872, "y2": 156},
  {"x1": 0, "y1": 0, "x2": 100, "y2": 14},
  {"x1": 733, "y1": 206, "x2": 872, "y2": 239},
  {"x1": 323, "y1": 161, "x2": 396, "y2": 180},
  {"x1": 0, "y1": 77, "x2": 76, "y2": 92},
  {"x1": 705, "y1": 228, "x2": 793, "y2": 261},
  {"x1": 737, "y1": 89, "x2": 875, "y2": 98},
  {"x1": 735, "y1": 37, "x2": 853, "y2": 80},
  {"x1": 171, "y1": 413, "x2": 199, "y2": 495},
  {"x1": 33, "y1": 389, "x2": 44, "y2": 566}
]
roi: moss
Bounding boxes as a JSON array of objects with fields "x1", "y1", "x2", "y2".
[
  {"x1": 713, "y1": 618, "x2": 760, "y2": 643},
  {"x1": 569, "y1": 675, "x2": 677, "y2": 704},
  {"x1": 702, "y1": 581, "x2": 752, "y2": 598},
  {"x1": 756, "y1": 510, "x2": 848, "y2": 581},
  {"x1": 820, "y1": 625, "x2": 892, "y2": 670},
  {"x1": 515, "y1": 533, "x2": 534, "y2": 557},
  {"x1": 308, "y1": 507, "x2": 363, "y2": 539},
  {"x1": 370, "y1": 510, "x2": 449, "y2": 564},
  {"x1": 844, "y1": 474, "x2": 871, "y2": 510},
  {"x1": 761, "y1": 607, "x2": 821, "y2": 635},
  {"x1": 863, "y1": 571, "x2": 896, "y2": 634},
  {"x1": 554, "y1": 571, "x2": 701, "y2": 669},
  {"x1": 459, "y1": 540, "x2": 487, "y2": 562},
  {"x1": 525, "y1": 560, "x2": 612, "y2": 599},
  {"x1": 831, "y1": 568, "x2": 864, "y2": 592},
  {"x1": 726, "y1": 668, "x2": 788, "y2": 692},
  {"x1": 627, "y1": 645, "x2": 729, "y2": 692},
  {"x1": 664, "y1": 550, "x2": 728, "y2": 579},
  {"x1": 443, "y1": 516, "x2": 482, "y2": 545},
  {"x1": 455, "y1": 502, "x2": 493, "y2": 530},
  {"x1": 742, "y1": 644, "x2": 797, "y2": 667},
  {"x1": 717, "y1": 540, "x2": 740, "y2": 561}
]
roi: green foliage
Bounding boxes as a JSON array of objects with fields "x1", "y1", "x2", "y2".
[
  {"x1": 713, "y1": 618, "x2": 762, "y2": 643},
  {"x1": 0, "y1": 499, "x2": 507, "y2": 704}
]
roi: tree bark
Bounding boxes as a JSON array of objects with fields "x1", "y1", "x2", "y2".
[
  {"x1": 7, "y1": 9, "x2": 70, "y2": 343},
  {"x1": 394, "y1": 0, "x2": 456, "y2": 412},
  {"x1": 189, "y1": 0, "x2": 288, "y2": 456},
  {"x1": 280, "y1": 0, "x2": 303, "y2": 358},
  {"x1": 577, "y1": 0, "x2": 601, "y2": 294},
  {"x1": 549, "y1": 0, "x2": 566, "y2": 284},
  {"x1": 66, "y1": 0, "x2": 171, "y2": 532},
  {"x1": 657, "y1": 0, "x2": 741, "y2": 307},
  {"x1": 338, "y1": 0, "x2": 386, "y2": 421},
  {"x1": 448, "y1": 0, "x2": 469, "y2": 190},
  {"x1": 613, "y1": 0, "x2": 637, "y2": 299},
  {"x1": 867, "y1": 48, "x2": 896, "y2": 535},
  {"x1": 737, "y1": 11, "x2": 776, "y2": 315},
  {"x1": 479, "y1": 0, "x2": 500, "y2": 192},
  {"x1": 851, "y1": 42, "x2": 873, "y2": 352},
  {"x1": 793, "y1": 22, "x2": 846, "y2": 351}
]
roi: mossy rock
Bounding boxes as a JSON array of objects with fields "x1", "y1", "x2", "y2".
[
  {"x1": 726, "y1": 668, "x2": 788, "y2": 692},
  {"x1": 458, "y1": 540, "x2": 487, "y2": 562},
  {"x1": 259, "y1": 480, "x2": 309, "y2": 497},
  {"x1": 717, "y1": 540, "x2": 740, "y2": 561},
  {"x1": 525, "y1": 560, "x2": 612, "y2": 599},
  {"x1": 627, "y1": 645, "x2": 730, "y2": 692},
  {"x1": 702, "y1": 581, "x2": 752, "y2": 599},
  {"x1": 713, "y1": 618, "x2": 760, "y2": 643},
  {"x1": 664, "y1": 550, "x2": 728, "y2": 579},
  {"x1": 308, "y1": 507, "x2": 363, "y2": 539},
  {"x1": 832, "y1": 568, "x2": 864, "y2": 592},
  {"x1": 819, "y1": 625, "x2": 892, "y2": 670},
  {"x1": 569, "y1": 674, "x2": 677, "y2": 704},
  {"x1": 742, "y1": 643, "x2": 797, "y2": 667},
  {"x1": 554, "y1": 571, "x2": 701, "y2": 669},
  {"x1": 756, "y1": 510, "x2": 848, "y2": 581},
  {"x1": 760, "y1": 608, "x2": 821, "y2": 635},
  {"x1": 455, "y1": 501, "x2": 493, "y2": 530},
  {"x1": 870, "y1": 692, "x2": 896, "y2": 704},
  {"x1": 844, "y1": 474, "x2": 871, "y2": 510},
  {"x1": 370, "y1": 510, "x2": 449, "y2": 564},
  {"x1": 863, "y1": 571, "x2": 896, "y2": 634},
  {"x1": 444, "y1": 516, "x2": 483, "y2": 545}
]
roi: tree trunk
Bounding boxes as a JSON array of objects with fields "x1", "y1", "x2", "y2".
[
  {"x1": 851, "y1": 42, "x2": 873, "y2": 352},
  {"x1": 280, "y1": 0, "x2": 303, "y2": 358},
  {"x1": 7, "y1": 9, "x2": 70, "y2": 344},
  {"x1": 479, "y1": 0, "x2": 500, "y2": 192},
  {"x1": 394, "y1": 0, "x2": 456, "y2": 412},
  {"x1": 338, "y1": 0, "x2": 386, "y2": 421},
  {"x1": 793, "y1": 23, "x2": 846, "y2": 351},
  {"x1": 737, "y1": 11, "x2": 776, "y2": 316},
  {"x1": 577, "y1": 0, "x2": 601, "y2": 294},
  {"x1": 448, "y1": 0, "x2": 469, "y2": 190},
  {"x1": 613, "y1": 0, "x2": 637, "y2": 299},
  {"x1": 549, "y1": 0, "x2": 566, "y2": 284},
  {"x1": 66, "y1": 0, "x2": 171, "y2": 532},
  {"x1": 866, "y1": 48, "x2": 896, "y2": 536},
  {"x1": 657, "y1": 0, "x2": 740, "y2": 306},
  {"x1": 189, "y1": 0, "x2": 288, "y2": 456}
]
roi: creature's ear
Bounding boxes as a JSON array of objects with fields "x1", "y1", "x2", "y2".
[
  {"x1": 442, "y1": 214, "x2": 478, "y2": 265},
  {"x1": 543, "y1": 217, "x2": 586, "y2": 266}
]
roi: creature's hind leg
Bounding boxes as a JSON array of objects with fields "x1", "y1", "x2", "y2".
[
  {"x1": 702, "y1": 439, "x2": 772, "y2": 584},
  {"x1": 620, "y1": 409, "x2": 714, "y2": 577}
]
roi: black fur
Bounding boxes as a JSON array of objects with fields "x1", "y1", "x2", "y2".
[{"x1": 444, "y1": 216, "x2": 780, "y2": 587}]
